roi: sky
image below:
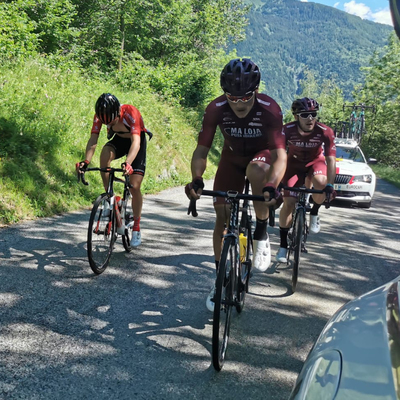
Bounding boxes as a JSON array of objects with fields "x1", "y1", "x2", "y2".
[{"x1": 300, "y1": 0, "x2": 393, "y2": 26}]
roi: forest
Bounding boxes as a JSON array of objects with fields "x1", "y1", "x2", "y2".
[{"x1": 0, "y1": 0, "x2": 399, "y2": 225}]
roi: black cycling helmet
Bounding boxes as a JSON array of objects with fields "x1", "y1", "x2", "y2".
[
  {"x1": 95, "y1": 93, "x2": 120, "y2": 125},
  {"x1": 291, "y1": 97, "x2": 320, "y2": 114},
  {"x1": 220, "y1": 58, "x2": 261, "y2": 96}
]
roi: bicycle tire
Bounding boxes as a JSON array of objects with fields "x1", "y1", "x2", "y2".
[
  {"x1": 292, "y1": 209, "x2": 305, "y2": 293},
  {"x1": 236, "y1": 216, "x2": 253, "y2": 313},
  {"x1": 121, "y1": 195, "x2": 133, "y2": 252},
  {"x1": 87, "y1": 193, "x2": 116, "y2": 274},
  {"x1": 212, "y1": 236, "x2": 236, "y2": 371}
]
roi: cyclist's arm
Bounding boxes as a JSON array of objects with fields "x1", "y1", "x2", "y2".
[
  {"x1": 266, "y1": 148, "x2": 287, "y2": 190},
  {"x1": 326, "y1": 155, "x2": 336, "y2": 185},
  {"x1": 84, "y1": 133, "x2": 100, "y2": 163},
  {"x1": 191, "y1": 145, "x2": 209, "y2": 179},
  {"x1": 125, "y1": 134, "x2": 141, "y2": 165}
]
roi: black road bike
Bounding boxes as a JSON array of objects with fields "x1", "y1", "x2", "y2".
[
  {"x1": 188, "y1": 179, "x2": 274, "y2": 371},
  {"x1": 280, "y1": 186, "x2": 328, "y2": 293},
  {"x1": 78, "y1": 167, "x2": 134, "y2": 274}
]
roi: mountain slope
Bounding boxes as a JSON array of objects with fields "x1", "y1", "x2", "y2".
[{"x1": 232, "y1": 0, "x2": 393, "y2": 111}]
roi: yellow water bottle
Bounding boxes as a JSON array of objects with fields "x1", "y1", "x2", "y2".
[{"x1": 239, "y1": 233, "x2": 247, "y2": 262}]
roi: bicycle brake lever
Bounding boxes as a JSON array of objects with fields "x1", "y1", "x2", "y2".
[{"x1": 188, "y1": 199, "x2": 198, "y2": 217}]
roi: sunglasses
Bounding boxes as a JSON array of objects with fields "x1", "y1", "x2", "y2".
[
  {"x1": 298, "y1": 112, "x2": 318, "y2": 119},
  {"x1": 225, "y1": 91, "x2": 255, "y2": 103}
]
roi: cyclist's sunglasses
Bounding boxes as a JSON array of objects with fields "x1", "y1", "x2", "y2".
[
  {"x1": 298, "y1": 111, "x2": 318, "y2": 119},
  {"x1": 225, "y1": 91, "x2": 255, "y2": 103}
]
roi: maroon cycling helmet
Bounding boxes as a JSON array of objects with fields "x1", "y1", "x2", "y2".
[
  {"x1": 95, "y1": 93, "x2": 120, "y2": 125},
  {"x1": 291, "y1": 97, "x2": 320, "y2": 114},
  {"x1": 220, "y1": 58, "x2": 261, "y2": 96}
]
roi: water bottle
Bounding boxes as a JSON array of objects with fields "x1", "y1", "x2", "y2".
[{"x1": 239, "y1": 233, "x2": 247, "y2": 262}]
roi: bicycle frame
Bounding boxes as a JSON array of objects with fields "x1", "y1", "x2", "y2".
[{"x1": 281, "y1": 185, "x2": 326, "y2": 293}]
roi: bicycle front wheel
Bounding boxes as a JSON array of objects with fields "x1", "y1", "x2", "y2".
[
  {"x1": 87, "y1": 194, "x2": 116, "y2": 274},
  {"x1": 237, "y1": 219, "x2": 253, "y2": 313},
  {"x1": 292, "y1": 209, "x2": 305, "y2": 293},
  {"x1": 212, "y1": 237, "x2": 236, "y2": 371}
]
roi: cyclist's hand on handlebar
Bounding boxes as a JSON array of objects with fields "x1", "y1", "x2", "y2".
[
  {"x1": 76, "y1": 160, "x2": 89, "y2": 173},
  {"x1": 323, "y1": 184, "x2": 337, "y2": 203},
  {"x1": 185, "y1": 176, "x2": 204, "y2": 200},
  {"x1": 262, "y1": 183, "x2": 280, "y2": 205},
  {"x1": 121, "y1": 162, "x2": 133, "y2": 176}
]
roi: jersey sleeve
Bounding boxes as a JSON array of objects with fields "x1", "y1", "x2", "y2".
[
  {"x1": 90, "y1": 114, "x2": 102, "y2": 134},
  {"x1": 267, "y1": 108, "x2": 285, "y2": 151},
  {"x1": 324, "y1": 126, "x2": 337, "y2": 157},
  {"x1": 197, "y1": 102, "x2": 218, "y2": 149}
]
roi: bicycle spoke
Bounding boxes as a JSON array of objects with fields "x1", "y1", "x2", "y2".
[
  {"x1": 87, "y1": 194, "x2": 115, "y2": 274},
  {"x1": 212, "y1": 237, "x2": 235, "y2": 371}
]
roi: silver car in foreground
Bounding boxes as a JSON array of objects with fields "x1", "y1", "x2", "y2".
[{"x1": 289, "y1": 276, "x2": 400, "y2": 399}]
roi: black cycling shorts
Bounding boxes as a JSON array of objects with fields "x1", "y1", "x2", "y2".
[{"x1": 104, "y1": 132, "x2": 147, "y2": 176}]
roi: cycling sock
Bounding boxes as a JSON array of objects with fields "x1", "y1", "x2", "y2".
[
  {"x1": 133, "y1": 216, "x2": 141, "y2": 231},
  {"x1": 310, "y1": 203, "x2": 321, "y2": 216},
  {"x1": 279, "y1": 227, "x2": 290, "y2": 248},
  {"x1": 254, "y1": 218, "x2": 268, "y2": 240}
]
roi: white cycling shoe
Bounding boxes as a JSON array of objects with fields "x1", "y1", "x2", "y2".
[
  {"x1": 206, "y1": 284, "x2": 216, "y2": 312},
  {"x1": 310, "y1": 215, "x2": 321, "y2": 234},
  {"x1": 131, "y1": 231, "x2": 141, "y2": 247},
  {"x1": 253, "y1": 236, "x2": 271, "y2": 272}
]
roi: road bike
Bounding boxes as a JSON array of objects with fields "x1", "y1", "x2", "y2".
[
  {"x1": 280, "y1": 186, "x2": 328, "y2": 293},
  {"x1": 78, "y1": 167, "x2": 134, "y2": 274},
  {"x1": 188, "y1": 179, "x2": 274, "y2": 371},
  {"x1": 343, "y1": 103, "x2": 375, "y2": 143}
]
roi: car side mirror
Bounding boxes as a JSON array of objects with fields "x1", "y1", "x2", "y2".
[{"x1": 368, "y1": 158, "x2": 377, "y2": 165}]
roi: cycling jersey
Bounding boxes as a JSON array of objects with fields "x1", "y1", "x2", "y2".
[
  {"x1": 197, "y1": 93, "x2": 285, "y2": 204},
  {"x1": 282, "y1": 121, "x2": 336, "y2": 192},
  {"x1": 284, "y1": 121, "x2": 336, "y2": 164},
  {"x1": 198, "y1": 94, "x2": 285, "y2": 157},
  {"x1": 91, "y1": 104, "x2": 145, "y2": 136}
]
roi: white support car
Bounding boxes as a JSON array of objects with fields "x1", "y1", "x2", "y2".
[{"x1": 333, "y1": 139, "x2": 377, "y2": 208}]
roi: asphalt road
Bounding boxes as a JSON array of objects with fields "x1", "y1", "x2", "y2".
[{"x1": 1, "y1": 178, "x2": 399, "y2": 400}]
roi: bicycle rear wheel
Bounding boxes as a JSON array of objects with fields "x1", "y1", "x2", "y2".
[
  {"x1": 121, "y1": 197, "x2": 133, "y2": 252},
  {"x1": 87, "y1": 194, "x2": 116, "y2": 274},
  {"x1": 291, "y1": 209, "x2": 305, "y2": 293},
  {"x1": 212, "y1": 236, "x2": 236, "y2": 371}
]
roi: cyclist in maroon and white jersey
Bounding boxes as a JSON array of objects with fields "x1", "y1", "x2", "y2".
[
  {"x1": 185, "y1": 58, "x2": 287, "y2": 311},
  {"x1": 76, "y1": 93, "x2": 150, "y2": 247},
  {"x1": 275, "y1": 97, "x2": 336, "y2": 263}
]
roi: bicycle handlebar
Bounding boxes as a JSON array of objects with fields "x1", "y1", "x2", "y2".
[
  {"x1": 342, "y1": 104, "x2": 376, "y2": 112},
  {"x1": 77, "y1": 167, "x2": 131, "y2": 187},
  {"x1": 280, "y1": 185, "x2": 331, "y2": 209},
  {"x1": 187, "y1": 189, "x2": 276, "y2": 226}
]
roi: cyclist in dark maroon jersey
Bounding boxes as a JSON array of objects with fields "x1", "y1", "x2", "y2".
[
  {"x1": 275, "y1": 97, "x2": 336, "y2": 263},
  {"x1": 185, "y1": 58, "x2": 287, "y2": 312},
  {"x1": 76, "y1": 93, "x2": 150, "y2": 247}
]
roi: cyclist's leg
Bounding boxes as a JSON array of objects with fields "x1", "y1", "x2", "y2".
[
  {"x1": 309, "y1": 159, "x2": 327, "y2": 234},
  {"x1": 128, "y1": 134, "x2": 147, "y2": 246},
  {"x1": 247, "y1": 150, "x2": 271, "y2": 221},
  {"x1": 276, "y1": 166, "x2": 298, "y2": 263}
]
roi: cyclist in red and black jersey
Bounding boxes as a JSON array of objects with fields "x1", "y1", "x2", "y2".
[
  {"x1": 76, "y1": 93, "x2": 149, "y2": 247},
  {"x1": 275, "y1": 97, "x2": 336, "y2": 263},
  {"x1": 185, "y1": 59, "x2": 287, "y2": 311}
]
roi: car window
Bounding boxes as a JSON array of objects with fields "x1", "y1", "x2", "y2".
[{"x1": 336, "y1": 147, "x2": 366, "y2": 163}]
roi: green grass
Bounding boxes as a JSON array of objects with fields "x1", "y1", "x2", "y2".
[
  {"x1": 0, "y1": 58, "x2": 218, "y2": 226},
  {"x1": 372, "y1": 165, "x2": 400, "y2": 189}
]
